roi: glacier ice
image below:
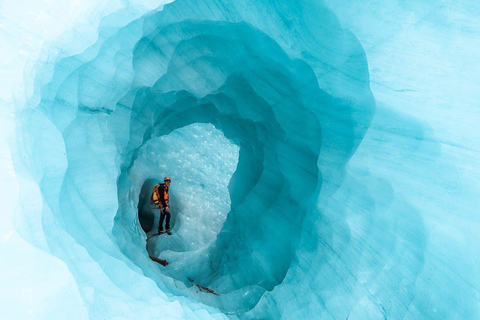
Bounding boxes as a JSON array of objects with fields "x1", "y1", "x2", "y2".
[{"x1": 2, "y1": 0, "x2": 479, "y2": 319}]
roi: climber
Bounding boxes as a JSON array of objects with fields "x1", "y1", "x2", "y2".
[{"x1": 150, "y1": 177, "x2": 172, "y2": 235}]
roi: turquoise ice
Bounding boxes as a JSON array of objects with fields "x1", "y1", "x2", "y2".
[{"x1": 3, "y1": 0, "x2": 479, "y2": 319}]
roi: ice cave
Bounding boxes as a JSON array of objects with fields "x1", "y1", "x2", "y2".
[{"x1": 1, "y1": 0, "x2": 479, "y2": 319}]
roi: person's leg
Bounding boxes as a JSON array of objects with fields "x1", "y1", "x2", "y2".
[
  {"x1": 158, "y1": 207, "x2": 165, "y2": 232},
  {"x1": 165, "y1": 211, "x2": 171, "y2": 230}
]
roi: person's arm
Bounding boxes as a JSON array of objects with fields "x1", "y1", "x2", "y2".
[
  {"x1": 161, "y1": 185, "x2": 169, "y2": 209},
  {"x1": 164, "y1": 192, "x2": 170, "y2": 212}
]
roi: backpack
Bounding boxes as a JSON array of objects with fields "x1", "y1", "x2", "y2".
[{"x1": 151, "y1": 183, "x2": 165, "y2": 205}]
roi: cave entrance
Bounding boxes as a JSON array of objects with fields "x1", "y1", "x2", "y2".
[
  {"x1": 134, "y1": 123, "x2": 239, "y2": 258},
  {"x1": 125, "y1": 86, "x2": 315, "y2": 314}
]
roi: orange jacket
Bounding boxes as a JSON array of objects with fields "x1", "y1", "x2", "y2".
[{"x1": 152, "y1": 183, "x2": 169, "y2": 207}]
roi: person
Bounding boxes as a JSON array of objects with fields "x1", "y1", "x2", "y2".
[{"x1": 150, "y1": 177, "x2": 172, "y2": 235}]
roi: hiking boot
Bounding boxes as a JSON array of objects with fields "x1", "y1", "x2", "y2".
[
  {"x1": 158, "y1": 229, "x2": 166, "y2": 235},
  {"x1": 166, "y1": 229, "x2": 172, "y2": 235}
]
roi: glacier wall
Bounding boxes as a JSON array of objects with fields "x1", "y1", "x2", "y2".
[{"x1": 9, "y1": 0, "x2": 480, "y2": 319}]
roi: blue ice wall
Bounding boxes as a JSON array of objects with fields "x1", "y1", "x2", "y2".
[{"x1": 13, "y1": 0, "x2": 480, "y2": 319}]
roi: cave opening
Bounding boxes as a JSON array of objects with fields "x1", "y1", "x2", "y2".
[
  {"x1": 116, "y1": 81, "x2": 320, "y2": 314},
  {"x1": 112, "y1": 36, "x2": 324, "y2": 313},
  {"x1": 125, "y1": 112, "x2": 291, "y2": 314},
  {"x1": 134, "y1": 123, "x2": 240, "y2": 258}
]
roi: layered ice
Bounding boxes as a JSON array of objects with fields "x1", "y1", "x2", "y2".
[{"x1": 6, "y1": 0, "x2": 480, "y2": 319}]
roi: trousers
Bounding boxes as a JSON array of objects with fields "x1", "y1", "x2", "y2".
[{"x1": 158, "y1": 206, "x2": 171, "y2": 231}]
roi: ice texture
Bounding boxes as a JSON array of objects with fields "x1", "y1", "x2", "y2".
[{"x1": 6, "y1": 0, "x2": 480, "y2": 319}]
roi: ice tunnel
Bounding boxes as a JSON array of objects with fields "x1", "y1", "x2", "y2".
[{"x1": 10, "y1": 0, "x2": 480, "y2": 319}]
